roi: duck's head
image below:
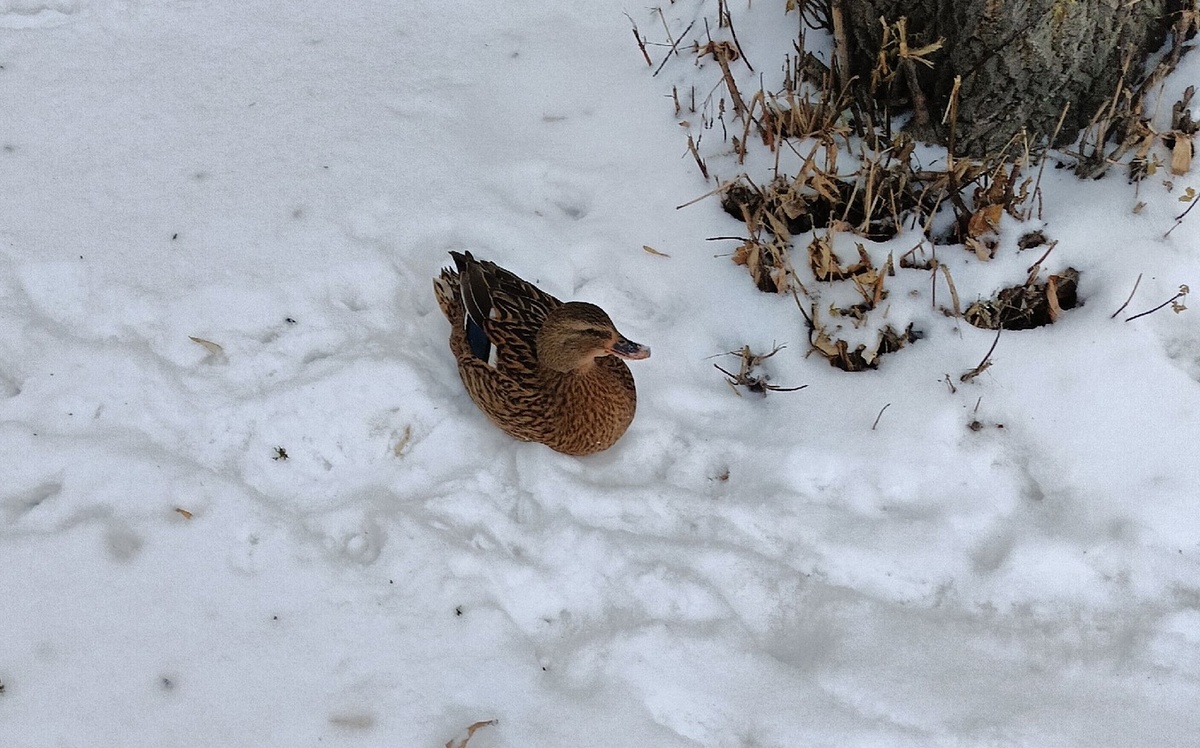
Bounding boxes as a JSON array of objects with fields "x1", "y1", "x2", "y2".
[{"x1": 537, "y1": 301, "x2": 651, "y2": 373}]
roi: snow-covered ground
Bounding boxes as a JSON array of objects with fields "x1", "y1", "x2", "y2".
[{"x1": 3, "y1": 1, "x2": 1200, "y2": 746}]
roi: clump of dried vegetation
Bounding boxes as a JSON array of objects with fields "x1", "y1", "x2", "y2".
[
  {"x1": 630, "y1": 0, "x2": 1197, "y2": 376},
  {"x1": 713, "y1": 344, "x2": 808, "y2": 395}
]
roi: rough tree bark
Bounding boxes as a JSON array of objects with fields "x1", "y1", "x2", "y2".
[{"x1": 836, "y1": 0, "x2": 1187, "y2": 155}]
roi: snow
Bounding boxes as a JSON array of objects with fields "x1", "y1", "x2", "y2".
[{"x1": 2, "y1": 1, "x2": 1199, "y2": 746}]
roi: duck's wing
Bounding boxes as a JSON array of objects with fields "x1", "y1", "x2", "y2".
[{"x1": 451, "y1": 251, "x2": 561, "y2": 373}]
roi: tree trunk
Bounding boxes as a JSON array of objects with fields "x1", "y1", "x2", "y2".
[{"x1": 837, "y1": 0, "x2": 1184, "y2": 155}]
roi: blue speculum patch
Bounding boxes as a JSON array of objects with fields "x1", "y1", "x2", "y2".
[{"x1": 466, "y1": 317, "x2": 491, "y2": 362}]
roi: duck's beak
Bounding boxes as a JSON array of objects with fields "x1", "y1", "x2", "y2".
[{"x1": 608, "y1": 336, "x2": 651, "y2": 360}]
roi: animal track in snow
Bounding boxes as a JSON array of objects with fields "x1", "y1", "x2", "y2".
[
  {"x1": 0, "y1": 372, "x2": 19, "y2": 398},
  {"x1": 3, "y1": 480, "x2": 62, "y2": 524},
  {"x1": 0, "y1": 1, "x2": 81, "y2": 29}
]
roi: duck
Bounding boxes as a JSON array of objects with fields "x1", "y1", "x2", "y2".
[{"x1": 433, "y1": 251, "x2": 650, "y2": 456}]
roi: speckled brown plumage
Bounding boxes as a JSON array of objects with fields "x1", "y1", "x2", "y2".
[{"x1": 433, "y1": 251, "x2": 648, "y2": 456}]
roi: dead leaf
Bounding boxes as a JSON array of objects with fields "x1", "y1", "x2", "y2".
[
  {"x1": 174, "y1": 507, "x2": 193, "y2": 520},
  {"x1": 809, "y1": 235, "x2": 839, "y2": 280},
  {"x1": 188, "y1": 336, "x2": 224, "y2": 356},
  {"x1": 393, "y1": 425, "x2": 412, "y2": 457},
  {"x1": 810, "y1": 327, "x2": 840, "y2": 357},
  {"x1": 965, "y1": 235, "x2": 994, "y2": 261},
  {"x1": 769, "y1": 264, "x2": 789, "y2": 293},
  {"x1": 779, "y1": 197, "x2": 808, "y2": 220},
  {"x1": 732, "y1": 242, "x2": 752, "y2": 266},
  {"x1": 870, "y1": 264, "x2": 888, "y2": 306},
  {"x1": 967, "y1": 204, "x2": 1003, "y2": 238},
  {"x1": 1171, "y1": 133, "x2": 1193, "y2": 175},
  {"x1": 445, "y1": 720, "x2": 497, "y2": 748},
  {"x1": 745, "y1": 242, "x2": 764, "y2": 283},
  {"x1": 698, "y1": 40, "x2": 740, "y2": 62},
  {"x1": 642, "y1": 245, "x2": 671, "y2": 258},
  {"x1": 1046, "y1": 275, "x2": 1063, "y2": 322}
]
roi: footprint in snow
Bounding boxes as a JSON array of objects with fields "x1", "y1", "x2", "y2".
[{"x1": 0, "y1": 1, "x2": 82, "y2": 29}]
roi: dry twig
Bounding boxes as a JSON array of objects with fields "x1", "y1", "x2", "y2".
[
  {"x1": 1125, "y1": 284, "x2": 1189, "y2": 322},
  {"x1": 1165, "y1": 188, "x2": 1200, "y2": 238},
  {"x1": 626, "y1": 13, "x2": 652, "y2": 67},
  {"x1": 1110, "y1": 272, "x2": 1143, "y2": 319},
  {"x1": 871, "y1": 402, "x2": 891, "y2": 430},
  {"x1": 960, "y1": 328, "x2": 1001, "y2": 382}
]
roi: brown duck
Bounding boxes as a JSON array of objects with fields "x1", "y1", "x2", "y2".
[{"x1": 433, "y1": 251, "x2": 650, "y2": 455}]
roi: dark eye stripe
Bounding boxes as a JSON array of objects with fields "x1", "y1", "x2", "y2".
[{"x1": 571, "y1": 326, "x2": 608, "y2": 337}]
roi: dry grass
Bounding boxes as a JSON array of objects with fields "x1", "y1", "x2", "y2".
[{"x1": 634, "y1": 1, "x2": 1189, "y2": 372}]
